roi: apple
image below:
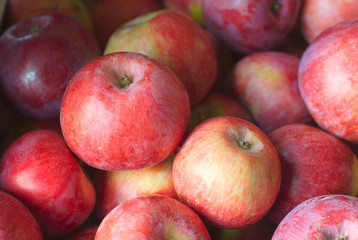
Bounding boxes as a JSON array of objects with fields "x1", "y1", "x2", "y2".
[
  {"x1": 272, "y1": 194, "x2": 358, "y2": 239},
  {"x1": 5, "y1": 0, "x2": 93, "y2": 30},
  {"x1": 84, "y1": 0, "x2": 162, "y2": 48},
  {"x1": 95, "y1": 195, "x2": 211, "y2": 240},
  {"x1": 60, "y1": 52, "x2": 190, "y2": 171},
  {"x1": 202, "y1": 0, "x2": 302, "y2": 54},
  {"x1": 0, "y1": 189, "x2": 43, "y2": 240},
  {"x1": 267, "y1": 124, "x2": 358, "y2": 224},
  {"x1": 298, "y1": 20, "x2": 358, "y2": 144},
  {"x1": 0, "y1": 129, "x2": 96, "y2": 237},
  {"x1": 104, "y1": 9, "x2": 218, "y2": 105},
  {"x1": 164, "y1": 0, "x2": 205, "y2": 26},
  {"x1": 0, "y1": 13, "x2": 101, "y2": 119},
  {"x1": 172, "y1": 116, "x2": 281, "y2": 228},
  {"x1": 228, "y1": 51, "x2": 313, "y2": 133},
  {"x1": 188, "y1": 93, "x2": 254, "y2": 133},
  {"x1": 67, "y1": 225, "x2": 98, "y2": 240},
  {"x1": 93, "y1": 154, "x2": 178, "y2": 220},
  {"x1": 301, "y1": 0, "x2": 358, "y2": 43}
]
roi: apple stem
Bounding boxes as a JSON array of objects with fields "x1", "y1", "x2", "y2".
[
  {"x1": 237, "y1": 139, "x2": 252, "y2": 150},
  {"x1": 271, "y1": 0, "x2": 281, "y2": 17},
  {"x1": 118, "y1": 74, "x2": 132, "y2": 89}
]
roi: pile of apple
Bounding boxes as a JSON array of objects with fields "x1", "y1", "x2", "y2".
[{"x1": 0, "y1": 0, "x2": 358, "y2": 239}]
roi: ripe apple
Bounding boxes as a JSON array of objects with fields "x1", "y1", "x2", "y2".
[
  {"x1": 272, "y1": 194, "x2": 358, "y2": 239},
  {"x1": 0, "y1": 13, "x2": 101, "y2": 119},
  {"x1": 267, "y1": 124, "x2": 358, "y2": 224},
  {"x1": 104, "y1": 9, "x2": 218, "y2": 105},
  {"x1": 5, "y1": 0, "x2": 93, "y2": 30},
  {"x1": 164, "y1": 0, "x2": 205, "y2": 26},
  {"x1": 188, "y1": 93, "x2": 254, "y2": 133},
  {"x1": 173, "y1": 116, "x2": 281, "y2": 228},
  {"x1": 95, "y1": 195, "x2": 211, "y2": 240},
  {"x1": 0, "y1": 189, "x2": 43, "y2": 240},
  {"x1": 93, "y1": 154, "x2": 177, "y2": 220},
  {"x1": 0, "y1": 129, "x2": 96, "y2": 237},
  {"x1": 301, "y1": 0, "x2": 358, "y2": 43},
  {"x1": 228, "y1": 51, "x2": 313, "y2": 133},
  {"x1": 202, "y1": 0, "x2": 302, "y2": 54},
  {"x1": 60, "y1": 52, "x2": 190, "y2": 171},
  {"x1": 84, "y1": 0, "x2": 162, "y2": 48},
  {"x1": 298, "y1": 20, "x2": 358, "y2": 143}
]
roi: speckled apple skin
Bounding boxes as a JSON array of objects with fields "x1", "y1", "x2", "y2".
[
  {"x1": 164, "y1": 0, "x2": 205, "y2": 26},
  {"x1": 95, "y1": 195, "x2": 211, "y2": 240},
  {"x1": 60, "y1": 52, "x2": 190, "y2": 171},
  {"x1": 230, "y1": 51, "x2": 313, "y2": 133},
  {"x1": 93, "y1": 154, "x2": 178, "y2": 220},
  {"x1": 173, "y1": 116, "x2": 281, "y2": 229},
  {"x1": 0, "y1": 129, "x2": 96, "y2": 237},
  {"x1": 0, "y1": 189, "x2": 43, "y2": 240},
  {"x1": 268, "y1": 124, "x2": 358, "y2": 224},
  {"x1": 298, "y1": 20, "x2": 358, "y2": 144},
  {"x1": 202, "y1": 0, "x2": 301, "y2": 54},
  {"x1": 272, "y1": 194, "x2": 358, "y2": 240},
  {"x1": 104, "y1": 9, "x2": 218, "y2": 105},
  {"x1": 301, "y1": 0, "x2": 358, "y2": 43}
]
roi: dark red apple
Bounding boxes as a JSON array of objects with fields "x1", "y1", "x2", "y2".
[
  {"x1": 0, "y1": 13, "x2": 101, "y2": 119},
  {"x1": 0, "y1": 129, "x2": 96, "y2": 237}
]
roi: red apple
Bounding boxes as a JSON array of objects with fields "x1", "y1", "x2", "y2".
[
  {"x1": 202, "y1": 0, "x2": 302, "y2": 54},
  {"x1": 5, "y1": 0, "x2": 93, "y2": 30},
  {"x1": 0, "y1": 13, "x2": 101, "y2": 119},
  {"x1": 173, "y1": 116, "x2": 281, "y2": 228},
  {"x1": 228, "y1": 51, "x2": 313, "y2": 133},
  {"x1": 0, "y1": 189, "x2": 43, "y2": 240},
  {"x1": 60, "y1": 52, "x2": 190, "y2": 171},
  {"x1": 267, "y1": 124, "x2": 358, "y2": 224},
  {"x1": 95, "y1": 195, "x2": 211, "y2": 240},
  {"x1": 93, "y1": 154, "x2": 177, "y2": 220},
  {"x1": 188, "y1": 93, "x2": 254, "y2": 133},
  {"x1": 104, "y1": 9, "x2": 218, "y2": 105},
  {"x1": 0, "y1": 129, "x2": 96, "y2": 237},
  {"x1": 164, "y1": 0, "x2": 204, "y2": 26},
  {"x1": 301, "y1": 0, "x2": 358, "y2": 43},
  {"x1": 298, "y1": 20, "x2": 358, "y2": 143},
  {"x1": 272, "y1": 194, "x2": 358, "y2": 239},
  {"x1": 84, "y1": 0, "x2": 162, "y2": 48}
]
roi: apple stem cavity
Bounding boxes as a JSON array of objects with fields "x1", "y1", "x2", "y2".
[
  {"x1": 30, "y1": 24, "x2": 40, "y2": 33},
  {"x1": 118, "y1": 74, "x2": 132, "y2": 89},
  {"x1": 335, "y1": 236, "x2": 348, "y2": 240},
  {"x1": 271, "y1": 0, "x2": 281, "y2": 17},
  {"x1": 237, "y1": 139, "x2": 252, "y2": 150}
]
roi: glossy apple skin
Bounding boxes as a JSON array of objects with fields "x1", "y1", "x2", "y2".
[
  {"x1": 95, "y1": 195, "x2": 211, "y2": 240},
  {"x1": 93, "y1": 154, "x2": 178, "y2": 220},
  {"x1": 202, "y1": 0, "x2": 301, "y2": 54},
  {"x1": 188, "y1": 93, "x2": 253, "y2": 133},
  {"x1": 0, "y1": 129, "x2": 96, "y2": 237},
  {"x1": 272, "y1": 194, "x2": 358, "y2": 239},
  {"x1": 164, "y1": 0, "x2": 204, "y2": 26},
  {"x1": 301, "y1": 0, "x2": 358, "y2": 43},
  {"x1": 5, "y1": 0, "x2": 93, "y2": 30},
  {"x1": 267, "y1": 124, "x2": 358, "y2": 224},
  {"x1": 0, "y1": 13, "x2": 101, "y2": 119},
  {"x1": 173, "y1": 116, "x2": 281, "y2": 228},
  {"x1": 104, "y1": 9, "x2": 218, "y2": 105},
  {"x1": 84, "y1": 0, "x2": 162, "y2": 48},
  {"x1": 229, "y1": 51, "x2": 313, "y2": 133},
  {"x1": 60, "y1": 52, "x2": 190, "y2": 171},
  {"x1": 298, "y1": 20, "x2": 358, "y2": 144},
  {"x1": 0, "y1": 189, "x2": 43, "y2": 240}
]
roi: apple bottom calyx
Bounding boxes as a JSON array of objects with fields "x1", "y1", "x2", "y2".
[
  {"x1": 271, "y1": 0, "x2": 281, "y2": 17},
  {"x1": 118, "y1": 74, "x2": 132, "y2": 88},
  {"x1": 237, "y1": 139, "x2": 252, "y2": 150}
]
